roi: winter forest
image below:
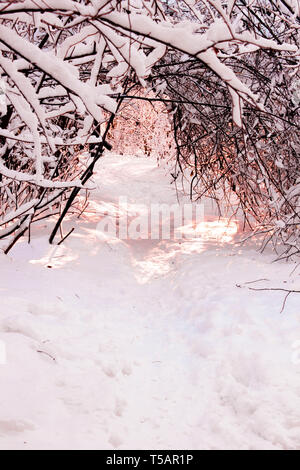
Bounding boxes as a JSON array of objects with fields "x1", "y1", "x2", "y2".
[{"x1": 0, "y1": 0, "x2": 300, "y2": 451}]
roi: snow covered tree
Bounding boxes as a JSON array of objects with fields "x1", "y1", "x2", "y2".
[
  {"x1": 150, "y1": 1, "x2": 300, "y2": 258},
  {"x1": 0, "y1": 0, "x2": 298, "y2": 254}
]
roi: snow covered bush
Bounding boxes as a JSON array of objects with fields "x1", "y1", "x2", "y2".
[
  {"x1": 150, "y1": 1, "x2": 300, "y2": 258},
  {"x1": 0, "y1": 0, "x2": 298, "y2": 254},
  {"x1": 0, "y1": 0, "x2": 163, "y2": 251}
]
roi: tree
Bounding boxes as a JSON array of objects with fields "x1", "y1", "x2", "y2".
[
  {"x1": 150, "y1": 1, "x2": 300, "y2": 259},
  {"x1": 0, "y1": 1, "x2": 298, "y2": 254}
]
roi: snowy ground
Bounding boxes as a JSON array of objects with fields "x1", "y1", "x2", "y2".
[{"x1": 0, "y1": 154, "x2": 300, "y2": 450}]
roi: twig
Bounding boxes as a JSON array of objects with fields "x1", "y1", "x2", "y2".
[
  {"x1": 57, "y1": 227, "x2": 75, "y2": 245},
  {"x1": 236, "y1": 283, "x2": 300, "y2": 313},
  {"x1": 37, "y1": 350, "x2": 56, "y2": 361}
]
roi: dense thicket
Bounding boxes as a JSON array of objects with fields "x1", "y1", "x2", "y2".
[{"x1": 0, "y1": 1, "x2": 298, "y2": 255}]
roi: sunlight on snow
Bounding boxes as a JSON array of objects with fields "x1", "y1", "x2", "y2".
[
  {"x1": 78, "y1": 197, "x2": 148, "y2": 224},
  {"x1": 82, "y1": 199, "x2": 239, "y2": 284},
  {"x1": 177, "y1": 219, "x2": 238, "y2": 244},
  {"x1": 29, "y1": 244, "x2": 78, "y2": 269},
  {"x1": 132, "y1": 219, "x2": 238, "y2": 284}
]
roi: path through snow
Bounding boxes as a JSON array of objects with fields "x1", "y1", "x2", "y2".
[{"x1": 0, "y1": 154, "x2": 300, "y2": 450}]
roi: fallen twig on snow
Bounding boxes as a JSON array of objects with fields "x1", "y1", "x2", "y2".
[{"x1": 236, "y1": 281, "x2": 300, "y2": 313}]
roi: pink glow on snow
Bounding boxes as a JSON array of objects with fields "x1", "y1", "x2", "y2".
[
  {"x1": 29, "y1": 245, "x2": 78, "y2": 269},
  {"x1": 177, "y1": 219, "x2": 238, "y2": 244}
]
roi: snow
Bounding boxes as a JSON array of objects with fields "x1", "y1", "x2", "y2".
[
  {"x1": 0, "y1": 200, "x2": 39, "y2": 227},
  {"x1": 0, "y1": 23, "x2": 117, "y2": 117},
  {"x1": 0, "y1": 154, "x2": 300, "y2": 450},
  {"x1": 0, "y1": 162, "x2": 86, "y2": 190}
]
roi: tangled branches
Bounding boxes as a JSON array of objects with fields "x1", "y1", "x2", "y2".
[
  {"x1": 150, "y1": 0, "x2": 300, "y2": 259},
  {"x1": 0, "y1": 0, "x2": 166, "y2": 252},
  {"x1": 0, "y1": 1, "x2": 298, "y2": 255}
]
